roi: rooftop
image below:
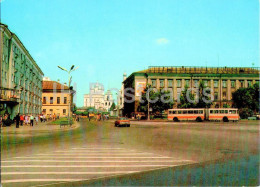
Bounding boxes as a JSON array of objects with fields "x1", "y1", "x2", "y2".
[
  {"x1": 42, "y1": 80, "x2": 69, "y2": 90},
  {"x1": 137, "y1": 66, "x2": 260, "y2": 74}
]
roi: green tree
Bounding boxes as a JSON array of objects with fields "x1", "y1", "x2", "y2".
[
  {"x1": 139, "y1": 85, "x2": 174, "y2": 114},
  {"x1": 195, "y1": 81, "x2": 212, "y2": 108},
  {"x1": 110, "y1": 102, "x2": 116, "y2": 111},
  {"x1": 232, "y1": 83, "x2": 259, "y2": 117},
  {"x1": 178, "y1": 85, "x2": 196, "y2": 108}
]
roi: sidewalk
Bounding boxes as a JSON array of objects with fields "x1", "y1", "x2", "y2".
[{"x1": 1, "y1": 120, "x2": 80, "y2": 136}]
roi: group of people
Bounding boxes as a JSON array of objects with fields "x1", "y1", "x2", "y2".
[{"x1": 14, "y1": 113, "x2": 39, "y2": 128}]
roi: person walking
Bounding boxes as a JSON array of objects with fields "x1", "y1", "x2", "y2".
[
  {"x1": 35, "y1": 115, "x2": 39, "y2": 125},
  {"x1": 30, "y1": 115, "x2": 34, "y2": 126},
  {"x1": 20, "y1": 115, "x2": 24, "y2": 126},
  {"x1": 15, "y1": 113, "x2": 20, "y2": 128},
  {"x1": 25, "y1": 115, "x2": 29, "y2": 125}
]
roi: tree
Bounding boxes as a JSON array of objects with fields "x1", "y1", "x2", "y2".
[
  {"x1": 232, "y1": 83, "x2": 259, "y2": 117},
  {"x1": 195, "y1": 81, "x2": 212, "y2": 108},
  {"x1": 110, "y1": 102, "x2": 116, "y2": 111},
  {"x1": 178, "y1": 85, "x2": 196, "y2": 108},
  {"x1": 138, "y1": 85, "x2": 174, "y2": 114}
]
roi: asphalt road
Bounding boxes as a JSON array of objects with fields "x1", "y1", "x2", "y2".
[{"x1": 1, "y1": 119, "x2": 259, "y2": 186}]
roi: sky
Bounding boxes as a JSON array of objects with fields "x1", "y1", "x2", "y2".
[{"x1": 1, "y1": 0, "x2": 259, "y2": 106}]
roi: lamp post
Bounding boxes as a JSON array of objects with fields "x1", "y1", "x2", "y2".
[{"x1": 58, "y1": 65, "x2": 78, "y2": 122}]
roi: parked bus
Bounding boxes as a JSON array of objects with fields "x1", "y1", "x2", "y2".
[{"x1": 168, "y1": 108, "x2": 239, "y2": 122}]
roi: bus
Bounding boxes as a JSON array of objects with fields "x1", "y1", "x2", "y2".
[
  {"x1": 168, "y1": 108, "x2": 239, "y2": 122},
  {"x1": 168, "y1": 108, "x2": 205, "y2": 122},
  {"x1": 207, "y1": 108, "x2": 239, "y2": 122}
]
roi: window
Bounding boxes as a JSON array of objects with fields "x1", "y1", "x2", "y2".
[
  {"x1": 231, "y1": 80, "x2": 235, "y2": 88},
  {"x1": 214, "y1": 80, "x2": 219, "y2": 88},
  {"x1": 168, "y1": 79, "x2": 173, "y2": 87},
  {"x1": 214, "y1": 93, "x2": 218, "y2": 100},
  {"x1": 222, "y1": 80, "x2": 227, "y2": 88},
  {"x1": 239, "y1": 80, "x2": 244, "y2": 88},
  {"x1": 188, "y1": 110, "x2": 193, "y2": 114},
  {"x1": 63, "y1": 109, "x2": 66, "y2": 114},
  {"x1": 247, "y1": 80, "x2": 252, "y2": 87},
  {"x1": 57, "y1": 97, "x2": 60, "y2": 104},
  {"x1": 223, "y1": 92, "x2": 226, "y2": 98},
  {"x1": 183, "y1": 110, "x2": 187, "y2": 114},
  {"x1": 160, "y1": 79, "x2": 165, "y2": 87},
  {"x1": 210, "y1": 110, "x2": 213, "y2": 114},
  {"x1": 178, "y1": 111, "x2": 182, "y2": 114},
  {"x1": 172, "y1": 111, "x2": 176, "y2": 114},
  {"x1": 225, "y1": 110, "x2": 228, "y2": 114},
  {"x1": 177, "y1": 80, "x2": 181, "y2": 88},
  {"x1": 194, "y1": 110, "x2": 198, "y2": 114},
  {"x1": 64, "y1": 97, "x2": 67, "y2": 104},
  {"x1": 50, "y1": 97, "x2": 53, "y2": 104},
  {"x1": 214, "y1": 110, "x2": 219, "y2": 114},
  {"x1": 203, "y1": 80, "x2": 208, "y2": 87},
  {"x1": 43, "y1": 97, "x2": 46, "y2": 104},
  {"x1": 194, "y1": 80, "x2": 199, "y2": 87},
  {"x1": 151, "y1": 79, "x2": 156, "y2": 87},
  {"x1": 43, "y1": 109, "x2": 46, "y2": 113},
  {"x1": 50, "y1": 109, "x2": 53, "y2": 113},
  {"x1": 199, "y1": 110, "x2": 203, "y2": 114},
  {"x1": 185, "y1": 80, "x2": 190, "y2": 87}
]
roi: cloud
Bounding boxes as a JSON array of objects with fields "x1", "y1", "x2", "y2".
[{"x1": 156, "y1": 38, "x2": 170, "y2": 45}]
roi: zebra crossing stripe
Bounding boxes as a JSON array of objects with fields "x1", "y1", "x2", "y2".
[
  {"x1": 2, "y1": 160, "x2": 191, "y2": 163},
  {"x1": 13, "y1": 156, "x2": 172, "y2": 159},
  {"x1": 1, "y1": 179, "x2": 85, "y2": 183},
  {"x1": 2, "y1": 171, "x2": 138, "y2": 175},
  {"x1": 1, "y1": 164, "x2": 178, "y2": 168}
]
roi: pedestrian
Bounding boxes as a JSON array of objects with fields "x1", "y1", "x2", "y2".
[
  {"x1": 0, "y1": 115, "x2": 3, "y2": 127},
  {"x1": 40, "y1": 114, "x2": 43, "y2": 122},
  {"x1": 30, "y1": 114, "x2": 34, "y2": 126},
  {"x1": 20, "y1": 114, "x2": 24, "y2": 126},
  {"x1": 43, "y1": 114, "x2": 46, "y2": 122},
  {"x1": 15, "y1": 113, "x2": 20, "y2": 128},
  {"x1": 25, "y1": 115, "x2": 29, "y2": 125},
  {"x1": 35, "y1": 115, "x2": 39, "y2": 125}
]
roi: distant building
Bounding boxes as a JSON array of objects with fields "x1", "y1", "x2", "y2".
[
  {"x1": 0, "y1": 23, "x2": 44, "y2": 119},
  {"x1": 123, "y1": 66, "x2": 260, "y2": 116},
  {"x1": 42, "y1": 78, "x2": 75, "y2": 117},
  {"x1": 118, "y1": 73, "x2": 127, "y2": 116},
  {"x1": 84, "y1": 82, "x2": 114, "y2": 112}
]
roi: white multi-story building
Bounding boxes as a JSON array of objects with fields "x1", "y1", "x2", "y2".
[{"x1": 84, "y1": 82, "x2": 114, "y2": 112}]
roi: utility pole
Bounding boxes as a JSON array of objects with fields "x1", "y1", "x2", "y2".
[{"x1": 58, "y1": 65, "x2": 78, "y2": 123}]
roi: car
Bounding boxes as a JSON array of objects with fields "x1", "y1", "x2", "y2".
[{"x1": 115, "y1": 117, "x2": 130, "y2": 127}]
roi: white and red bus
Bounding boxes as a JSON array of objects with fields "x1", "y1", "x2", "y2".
[
  {"x1": 168, "y1": 108, "x2": 239, "y2": 122},
  {"x1": 207, "y1": 108, "x2": 239, "y2": 122},
  {"x1": 168, "y1": 108, "x2": 205, "y2": 122}
]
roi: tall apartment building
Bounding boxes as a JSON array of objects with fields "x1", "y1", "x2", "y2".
[
  {"x1": 42, "y1": 78, "x2": 75, "y2": 117},
  {"x1": 0, "y1": 23, "x2": 44, "y2": 119},
  {"x1": 123, "y1": 66, "x2": 260, "y2": 116}
]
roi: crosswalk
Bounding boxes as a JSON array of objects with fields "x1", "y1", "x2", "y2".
[{"x1": 1, "y1": 147, "x2": 194, "y2": 186}]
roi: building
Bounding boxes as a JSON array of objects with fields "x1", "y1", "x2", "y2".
[
  {"x1": 123, "y1": 66, "x2": 260, "y2": 116},
  {"x1": 84, "y1": 82, "x2": 114, "y2": 112},
  {"x1": 42, "y1": 78, "x2": 75, "y2": 117},
  {"x1": 118, "y1": 73, "x2": 127, "y2": 116},
  {"x1": 0, "y1": 23, "x2": 44, "y2": 119}
]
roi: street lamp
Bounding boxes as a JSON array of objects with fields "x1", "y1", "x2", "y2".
[{"x1": 58, "y1": 65, "x2": 78, "y2": 123}]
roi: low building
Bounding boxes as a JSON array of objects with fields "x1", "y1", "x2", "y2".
[
  {"x1": 123, "y1": 66, "x2": 260, "y2": 116},
  {"x1": 84, "y1": 82, "x2": 114, "y2": 112},
  {"x1": 0, "y1": 23, "x2": 44, "y2": 119},
  {"x1": 42, "y1": 78, "x2": 75, "y2": 117}
]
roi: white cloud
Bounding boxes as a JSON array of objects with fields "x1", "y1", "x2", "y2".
[{"x1": 156, "y1": 38, "x2": 170, "y2": 45}]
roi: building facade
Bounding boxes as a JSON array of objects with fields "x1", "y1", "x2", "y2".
[
  {"x1": 0, "y1": 23, "x2": 44, "y2": 119},
  {"x1": 42, "y1": 78, "x2": 75, "y2": 117},
  {"x1": 84, "y1": 82, "x2": 114, "y2": 112},
  {"x1": 123, "y1": 66, "x2": 260, "y2": 116}
]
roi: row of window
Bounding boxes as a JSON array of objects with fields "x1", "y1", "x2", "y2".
[
  {"x1": 169, "y1": 110, "x2": 204, "y2": 114},
  {"x1": 43, "y1": 97, "x2": 67, "y2": 104},
  {"x1": 209, "y1": 110, "x2": 237, "y2": 114},
  {"x1": 151, "y1": 79, "x2": 258, "y2": 88},
  {"x1": 42, "y1": 109, "x2": 66, "y2": 115}
]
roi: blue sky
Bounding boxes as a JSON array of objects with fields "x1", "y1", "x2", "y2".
[{"x1": 1, "y1": 0, "x2": 259, "y2": 106}]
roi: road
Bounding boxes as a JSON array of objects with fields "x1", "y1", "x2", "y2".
[{"x1": 1, "y1": 119, "x2": 259, "y2": 186}]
